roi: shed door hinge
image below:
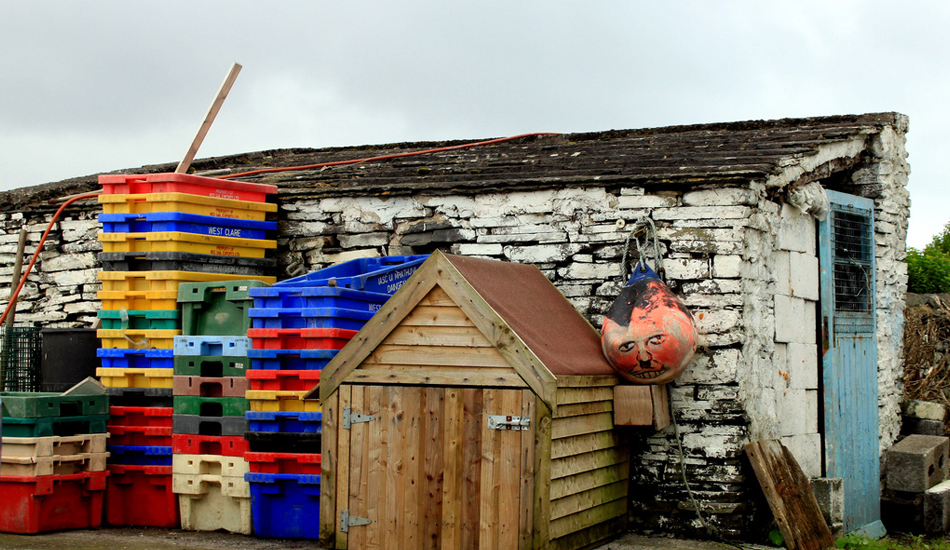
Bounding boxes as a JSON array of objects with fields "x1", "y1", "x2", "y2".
[
  {"x1": 487, "y1": 415, "x2": 530, "y2": 430},
  {"x1": 341, "y1": 509, "x2": 372, "y2": 532},
  {"x1": 342, "y1": 406, "x2": 374, "y2": 430}
]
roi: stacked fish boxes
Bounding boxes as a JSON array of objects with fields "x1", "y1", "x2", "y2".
[
  {"x1": 172, "y1": 280, "x2": 268, "y2": 535},
  {"x1": 0, "y1": 392, "x2": 110, "y2": 533},
  {"x1": 242, "y1": 255, "x2": 426, "y2": 538},
  {"x1": 95, "y1": 173, "x2": 277, "y2": 527}
]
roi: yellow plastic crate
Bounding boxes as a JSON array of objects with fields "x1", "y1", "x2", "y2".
[
  {"x1": 98, "y1": 270, "x2": 275, "y2": 292},
  {"x1": 98, "y1": 232, "x2": 276, "y2": 258},
  {"x1": 97, "y1": 329, "x2": 179, "y2": 349},
  {"x1": 95, "y1": 367, "x2": 174, "y2": 388},
  {"x1": 245, "y1": 390, "x2": 322, "y2": 412},
  {"x1": 99, "y1": 192, "x2": 276, "y2": 221},
  {"x1": 98, "y1": 290, "x2": 179, "y2": 311}
]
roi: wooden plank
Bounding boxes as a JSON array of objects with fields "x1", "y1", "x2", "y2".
[
  {"x1": 552, "y1": 412, "x2": 615, "y2": 440},
  {"x1": 387, "y1": 386, "x2": 406, "y2": 550},
  {"x1": 441, "y1": 387, "x2": 464, "y2": 550},
  {"x1": 422, "y1": 388, "x2": 444, "y2": 549},
  {"x1": 344, "y1": 369, "x2": 528, "y2": 388},
  {"x1": 365, "y1": 343, "x2": 510, "y2": 368},
  {"x1": 497, "y1": 389, "x2": 522, "y2": 550},
  {"x1": 335, "y1": 386, "x2": 352, "y2": 550},
  {"x1": 381, "y1": 325, "x2": 493, "y2": 348},
  {"x1": 402, "y1": 305, "x2": 476, "y2": 327},
  {"x1": 550, "y1": 462, "x2": 630, "y2": 500},
  {"x1": 612, "y1": 385, "x2": 654, "y2": 426},
  {"x1": 418, "y1": 286, "x2": 455, "y2": 307},
  {"x1": 550, "y1": 516, "x2": 627, "y2": 550},
  {"x1": 549, "y1": 498, "x2": 628, "y2": 539},
  {"x1": 401, "y1": 386, "x2": 422, "y2": 550},
  {"x1": 556, "y1": 387, "x2": 614, "y2": 406},
  {"x1": 478, "y1": 388, "x2": 498, "y2": 549},
  {"x1": 551, "y1": 447, "x2": 628, "y2": 480},
  {"x1": 346, "y1": 385, "x2": 366, "y2": 550},
  {"x1": 551, "y1": 431, "x2": 619, "y2": 460},
  {"x1": 518, "y1": 390, "x2": 536, "y2": 550},
  {"x1": 532, "y1": 400, "x2": 553, "y2": 550},
  {"x1": 320, "y1": 391, "x2": 338, "y2": 548},
  {"x1": 651, "y1": 384, "x2": 671, "y2": 430},
  {"x1": 554, "y1": 400, "x2": 613, "y2": 419},
  {"x1": 556, "y1": 375, "x2": 619, "y2": 388},
  {"x1": 460, "y1": 389, "x2": 483, "y2": 550},
  {"x1": 175, "y1": 62, "x2": 242, "y2": 174},
  {"x1": 551, "y1": 480, "x2": 629, "y2": 520},
  {"x1": 744, "y1": 440, "x2": 834, "y2": 550},
  {"x1": 365, "y1": 385, "x2": 387, "y2": 549}
]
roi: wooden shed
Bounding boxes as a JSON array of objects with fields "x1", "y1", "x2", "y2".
[{"x1": 313, "y1": 251, "x2": 631, "y2": 550}]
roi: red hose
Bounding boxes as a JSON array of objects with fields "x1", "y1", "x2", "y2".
[{"x1": 0, "y1": 192, "x2": 102, "y2": 325}]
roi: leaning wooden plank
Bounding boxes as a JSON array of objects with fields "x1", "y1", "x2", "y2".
[
  {"x1": 176, "y1": 62, "x2": 242, "y2": 174},
  {"x1": 651, "y1": 384, "x2": 671, "y2": 430},
  {"x1": 744, "y1": 440, "x2": 834, "y2": 550}
]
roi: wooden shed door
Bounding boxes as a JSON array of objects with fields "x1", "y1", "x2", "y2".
[
  {"x1": 818, "y1": 190, "x2": 881, "y2": 534},
  {"x1": 341, "y1": 384, "x2": 536, "y2": 550}
]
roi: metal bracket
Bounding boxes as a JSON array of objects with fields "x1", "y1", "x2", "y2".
[
  {"x1": 487, "y1": 415, "x2": 530, "y2": 431},
  {"x1": 341, "y1": 509, "x2": 372, "y2": 532},
  {"x1": 342, "y1": 406, "x2": 374, "y2": 430}
]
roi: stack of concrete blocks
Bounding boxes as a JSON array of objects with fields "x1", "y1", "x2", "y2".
[
  {"x1": 810, "y1": 478, "x2": 844, "y2": 538},
  {"x1": 901, "y1": 399, "x2": 947, "y2": 437},
  {"x1": 882, "y1": 434, "x2": 950, "y2": 533}
]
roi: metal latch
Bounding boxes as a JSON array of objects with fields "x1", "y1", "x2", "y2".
[
  {"x1": 342, "y1": 407, "x2": 374, "y2": 430},
  {"x1": 341, "y1": 510, "x2": 372, "y2": 532},
  {"x1": 487, "y1": 415, "x2": 530, "y2": 431}
]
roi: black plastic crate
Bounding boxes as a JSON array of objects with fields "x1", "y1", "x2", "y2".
[
  {"x1": 98, "y1": 251, "x2": 276, "y2": 276},
  {"x1": 106, "y1": 387, "x2": 174, "y2": 408}
]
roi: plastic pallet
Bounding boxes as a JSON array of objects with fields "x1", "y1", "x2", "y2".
[
  {"x1": 97, "y1": 309, "x2": 180, "y2": 330},
  {"x1": 98, "y1": 172, "x2": 277, "y2": 201},
  {"x1": 98, "y1": 348, "x2": 174, "y2": 370},
  {"x1": 247, "y1": 328, "x2": 356, "y2": 351},
  {"x1": 98, "y1": 231, "x2": 277, "y2": 258},
  {"x1": 173, "y1": 335, "x2": 251, "y2": 357},
  {"x1": 245, "y1": 431, "x2": 321, "y2": 454},
  {"x1": 246, "y1": 390, "x2": 321, "y2": 413},
  {"x1": 246, "y1": 473, "x2": 321, "y2": 539},
  {"x1": 249, "y1": 285, "x2": 390, "y2": 311},
  {"x1": 98, "y1": 192, "x2": 276, "y2": 221},
  {"x1": 97, "y1": 367, "x2": 174, "y2": 388},
  {"x1": 98, "y1": 270, "x2": 275, "y2": 292},
  {"x1": 99, "y1": 212, "x2": 276, "y2": 240},
  {"x1": 245, "y1": 411, "x2": 322, "y2": 434},
  {"x1": 248, "y1": 348, "x2": 338, "y2": 371},
  {"x1": 178, "y1": 279, "x2": 270, "y2": 336},
  {"x1": 2, "y1": 415, "x2": 109, "y2": 438},
  {"x1": 98, "y1": 328, "x2": 179, "y2": 349},
  {"x1": 99, "y1": 251, "x2": 276, "y2": 276},
  {"x1": 246, "y1": 369, "x2": 321, "y2": 392},
  {"x1": 107, "y1": 424, "x2": 172, "y2": 447},
  {"x1": 0, "y1": 471, "x2": 108, "y2": 534},
  {"x1": 109, "y1": 405, "x2": 173, "y2": 427},
  {"x1": 106, "y1": 387, "x2": 174, "y2": 408},
  {"x1": 178, "y1": 484, "x2": 252, "y2": 535},
  {"x1": 0, "y1": 451, "x2": 109, "y2": 476},
  {"x1": 1, "y1": 433, "x2": 109, "y2": 458},
  {"x1": 173, "y1": 396, "x2": 248, "y2": 417},
  {"x1": 107, "y1": 444, "x2": 173, "y2": 466},
  {"x1": 274, "y1": 254, "x2": 428, "y2": 293},
  {"x1": 174, "y1": 355, "x2": 250, "y2": 377},
  {"x1": 105, "y1": 464, "x2": 179, "y2": 528},
  {"x1": 248, "y1": 307, "x2": 374, "y2": 331},
  {"x1": 98, "y1": 289, "x2": 179, "y2": 311},
  {"x1": 1, "y1": 392, "x2": 109, "y2": 418},
  {"x1": 172, "y1": 453, "x2": 249, "y2": 478},
  {"x1": 173, "y1": 375, "x2": 248, "y2": 397},
  {"x1": 245, "y1": 452, "x2": 321, "y2": 475},
  {"x1": 172, "y1": 434, "x2": 248, "y2": 457},
  {"x1": 173, "y1": 414, "x2": 249, "y2": 437}
]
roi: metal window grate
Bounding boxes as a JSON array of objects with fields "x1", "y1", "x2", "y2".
[{"x1": 832, "y1": 208, "x2": 873, "y2": 315}]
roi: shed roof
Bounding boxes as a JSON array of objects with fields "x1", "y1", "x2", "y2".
[{"x1": 1, "y1": 112, "x2": 906, "y2": 211}]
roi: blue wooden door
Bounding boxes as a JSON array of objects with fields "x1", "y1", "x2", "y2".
[{"x1": 818, "y1": 190, "x2": 881, "y2": 535}]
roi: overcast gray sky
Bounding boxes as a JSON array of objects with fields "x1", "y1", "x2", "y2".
[{"x1": 1, "y1": 1, "x2": 946, "y2": 248}]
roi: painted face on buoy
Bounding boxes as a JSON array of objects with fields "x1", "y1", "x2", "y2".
[{"x1": 601, "y1": 278, "x2": 697, "y2": 384}]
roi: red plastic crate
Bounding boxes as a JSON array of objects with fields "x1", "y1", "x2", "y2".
[
  {"x1": 244, "y1": 452, "x2": 322, "y2": 475},
  {"x1": 0, "y1": 471, "x2": 108, "y2": 534},
  {"x1": 172, "y1": 434, "x2": 249, "y2": 457},
  {"x1": 173, "y1": 375, "x2": 248, "y2": 397},
  {"x1": 105, "y1": 464, "x2": 179, "y2": 528},
  {"x1": 107, "y1": 425, "x2": 173, "y2": 447},
  {"x1": 99, "y1": 173, "x2": 277, "y2": 202},
  {"x1": 109, "y1": 406, "x2": 173, "y2": 428},
  {"x1": 246, "y1": 369, "x2": 321, "y2": 392},
  {"x1": 247, "y1": 328, "x2": 357, "y2": 350}
]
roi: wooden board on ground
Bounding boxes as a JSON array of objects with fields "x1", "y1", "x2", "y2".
[{"x1": 744, "y1": 439, "x2": 834, "y2": 550}]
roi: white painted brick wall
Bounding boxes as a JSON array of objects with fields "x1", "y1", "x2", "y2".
[
  {"x1": 774, "y1": 295, "x2": 816, "y2": 344},
  {"x1": 789, "y1": 252, "x2": 820, "y2": 301},
  {"x1": 787, "y1": 342, "x2": 819, "y2": 389}
]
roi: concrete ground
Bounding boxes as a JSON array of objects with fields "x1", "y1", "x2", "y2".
[{"x1": 0, "y1": 527, "x2": 770, "y2": 550}]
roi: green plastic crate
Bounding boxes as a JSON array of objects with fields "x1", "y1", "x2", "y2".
[
  {"x1": 97, "y1": 309, "x2": 180, "y2": 330},
  {"x1": 173, "y1": 396, "x2": 247, "y2": 417},
  {"x1": 0, "y1": 392, "x2": 110, "y2": 419},
  {"x1": 173, "y1": 355, "x2": 249, "y2": 377},
  {"x1": 177, "y1": 280, "x2": 269, "y2": 336},
  {"x1": 1, "y1": 414, "x2": 109, "y2": 437}
]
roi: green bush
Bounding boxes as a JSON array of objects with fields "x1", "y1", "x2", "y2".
[{"x1": 905, "y1": 246, "x2": 950, "y2": 294}]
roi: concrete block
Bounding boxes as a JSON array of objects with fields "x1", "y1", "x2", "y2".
[
  {"x1": 886, "y1": 435, "x2": 950, "y2": 493},
  {"x1": 789, "y1": 251, "x2": 820, "y2": 301},
  {"x1": 881, "y1": 489, "x2": 923, "y2": 533},
  {"x1": 924, "y1": 480, "x2": 950, "y2": 534},
  {"x1": 903, "y1": 400, "x2": 948, "y2": 422},
  {"x1": 774, "y1": 251, "x2": 791, "y2": 296},
  {"x1": 902, "y1": 417, "x2": 946, "y2": 437},
  {"x1": 780, "y1": 433, "x2": 822, "y2": 478},
  {"x1": 810, "y1": 478, "x2": 844, "y2": 538},
  {"x1": 774, "y1": 295, "x2": 817, "y2": 344},
  {"x1": 787, "y1": 342, "x2": 819, "y2": 389}
]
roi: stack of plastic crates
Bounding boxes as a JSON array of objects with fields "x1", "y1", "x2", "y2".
[
  {"x1": 243, "y1": 255, "x2": 426, "y2": 538},
  {"x1": 0, "y1": 392, "x2": 110, "y2": 533},
  {"x1": 95, "y1": 173, "x2": 278, "y2": 528},
  {"x1": 172, "y1": 280, "x2": 269, "y2": 535}
]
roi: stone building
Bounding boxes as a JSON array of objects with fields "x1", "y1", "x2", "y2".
[{"x1": 0, "y1": 112, "x2": 911, "y2": 538}]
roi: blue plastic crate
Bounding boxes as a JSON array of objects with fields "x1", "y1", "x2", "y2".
[
  {"x1": 106, "y1": 444, "x2": 173, "y2": 466},
  {"x1": 99, "y1": 212, "x2": 276, "y2": 240},
  {"x1": 173, "y1": 336, "x2": 251, "y2": 357},
  {"x1": 273, "y1": 255, "x2": 428, "y2": 294},
  {"x1": 248, "y1": 348, "x2": 338, "y2": 371},
  {"x1": 247, "y1": 307, "x2": 374, "y2": 331},
  {"x1": 248, "y1": 286, "x2": 390, "y2": 311},
  {"x1": 245, "y1": 473, "x2": 321, "y2": 539},
  {"x1": 246, "y1": 411, "x2": 323, "y2": 434},
  {"x1": 97, "y1": 348, "x2": 174, "y2": 370}
]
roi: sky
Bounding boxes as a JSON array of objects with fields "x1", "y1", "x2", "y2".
[{"x1": 1, "y1": 1, "x2": 947, "y2": 248}]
